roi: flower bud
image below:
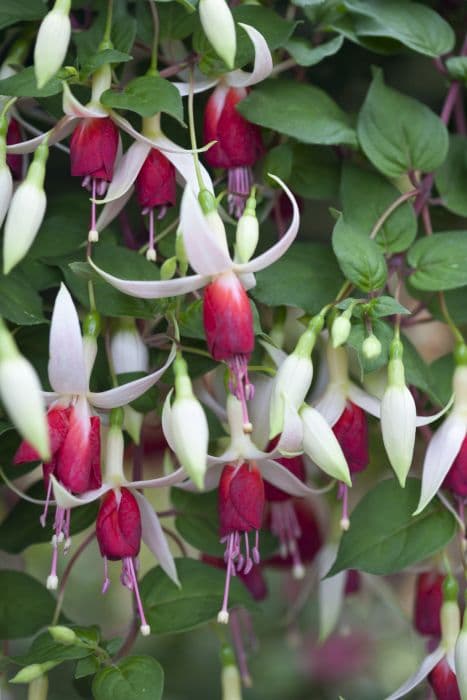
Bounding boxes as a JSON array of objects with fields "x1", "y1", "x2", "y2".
[
  {"x1": 0, "y1": 117, "x2": 13, "y2": 227},
  {"x1": 110, "y1": 319, "x2": 149, "y2": 375},
  {"x1": 34, "y1": 0, "x2": 71, "y2": 89},
  {"x1": 175, "y1": 229, "x2": 188, "y2": 275},
  {"x1": 160, "y1": 256, "x2": 177, "y2": 280},
  {"x1": 269, "y1": 315, "x2": 324, "y2": 439},
  {"x1": 455, "y1": 597, "x2": 467, "y2": 700},
  {"x1": 123, "y1": 405, "x2": 144, "y2": 444},
  {"x1": 381, "y1": 338, "x2": 416, "y2": 487},
  {"x1": 362, "y1": 333, "x2": 382, "y2": 360},
  {"x1": 0, "y1": 320, "x2": 50, "y2": 460},
  {"x1": 331, "y1": 313, "x2": 351, "y2": 349},
  {"x1": 11, "y1": 662, "x2": 56, "y2": 684},
  {"x1": 199, "y1": 0, "x2": 236, "y2": 69},
  {"x1": 104, "y1": 411, "x2": 125, "y2": 487},
  {"x1": 440, "y1": 574, "x2": 460, "y2": 653},
  {"x1": 48, "y1": 625, "x2": 77, "y2": 645},
  {"x1": 221, "y1": 664, "x2": 243, "y2": 700},
  {"x1": 3, "y1": 141, "x2": 48, "y2": 274},
  {"x1": 169, "y1": 355, "x2": 209, "y2": 489},
  {"x1": 235, "y1": 189, "x2": 258, "y2": 263},
  {"x1": 301, "y1": 405, "x2": 351, "y2": 485},
  {"x1": 27, "y1": 676, "x2": 49, "y2": 700}
]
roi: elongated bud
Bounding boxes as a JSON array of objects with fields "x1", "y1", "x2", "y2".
[
  {"x1": 269, "y1": 314, "x2": 324, "y2": 439},
  {"x1": 199, "y1": 0, "x2": 236, "y2": 69},
  {"x1": 169, "y1": 355, "x2": 209, "y2": 489},
  {"x1": 110, "y1": 319, "x2": 149, "y2": 375},
  {"x1": 362, "y1": 333, "x2": 382, "y2": 360},
  {"x1": 104, "y1": 408, "x2": 125, "y2": 486},
  {"x1": 0, "y1": 320, "x2": 50, "y2": 460},
  {"x1": 160, "y1": 256, "x2": 177, "y2": 280},
  {"x1": 123, "y1": 405, "x2": 144, "y2": 445},
  {"x1": 300, "y1": 405, "x2": 351, "y2": 485},
  {"x1": 3, "y1": 141, "x2": 48, "y2": 274},
  {"x1": 34, "y1": 0, "x2": 71, "y2": 88},
  {"x1": 331, "y1": 311, "x2": 351, "y2": 349},
  {"x1": 175, "y1": 229, "x2": 188, "y2": 275},
  {"x1": 455, "y1": 592, "x2": 467, "y2": 700},
  {"x1": 235, "y1": 188, "x2": 258, "y2": 263},
  {"x1": 221, "y1": 645, "x2": 243, "y2": 700},
  {"x1": 48, "y1": 625, "x2": 77, "y2": 645},
  {"x1": 440, "y1": 574, "x2": 460, "y2": 653},
  {"x1": 11, "y1": 662, "x2": 57, "y2": 684},
  {"x1": 0, "y1": 116, "x2": 13, "y2": 227},
  {"x1": 27, "y1": 675, "x2": 49, "y2": 700},
  {"x1": 380, "y1": 338, "x2": 416, "y2": 487}
]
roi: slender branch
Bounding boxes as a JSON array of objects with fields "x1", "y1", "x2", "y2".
[
  {"x1": 439, "y1": 291, "x2": 464, "y2": 344},
  {"x1": 369, "y1": 189, "x2": 418, "y2": 240},
  {"x1": 148, "y1": 0, "x2": 160, "y2": 74},
  {"x1": 51, "y1": 531, "x2": 96, "y2": 625}
]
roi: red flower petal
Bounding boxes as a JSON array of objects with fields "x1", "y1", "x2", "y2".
[
  {"x1": 70, "y1": 117, "x2": 119, "y2": 181},
  {"x1": 96, "y1": 488, "x2": 142, "y2": 560},
  {"x1": 333, "y1": 402, "x2": 369, "y2": 474},
  {"x1": 56, "y1": 406, "x2": 101, "y2": 494},
  {"x1": 414, "y1": 571, "x2": 444, "y2": 638},
  {"x1": 219, "y1": 462, "x2": 264, "y2": 536},
  {"x1": 6, "y1": 118, "x2": 23, "y2": 180},
  {"x1": 443, "y1": 435, "x2": 467, "y2": 497},
  {"x1": 135, "y1": 149, "x2": 176, "y2": 210},
  {"x1": 428, "y1": 657, "x2": 461, "y2": 700},
  {"x1": 14, "y1": 407, "x2": 71, "y2": 464}
]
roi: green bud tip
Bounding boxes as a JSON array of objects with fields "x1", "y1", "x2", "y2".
[
  {"x1": 198, "y1": 189, "x2": 216, "y2": 214},
  {"x1": 389, "y1": 337, "x2": 404, "y2": 361},
  {"x1": 110, "y1": 406, "x2": 124, "y2": 428},
  {"x1": 443, "y1": 573, "x2": 459, "y2": 603},
  {"x1": 454, "y1": 342, "x2": 467, "y2": 367},
  {"x1": 220, "y1": 644, "x2": 236, "y2": 668},
  {"x1": 83, "y1": 310, "x2": 101, "y2": 338},
  {"x1": 243, "y1": 187, "x2": 257, "y2": 217}
]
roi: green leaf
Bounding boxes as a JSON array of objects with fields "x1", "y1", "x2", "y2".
[
  {"x1": 0, "y1": 272, "x2": 45, "y2": 325},
  {"x1": 0, "y1": 0, "x2": 45, "y2": 30},
  {"x1": 233, "y1": 6, "x2": 295, "y2": 50},
  {"x1": 13, "y1": 631, "x2": 92, "y2": 667},
  {"x1": 0, "y1": 482, "x2": 98, "y2": 554},
  {"x1": 81, "y1": 49, "x2": 133, "y2": 78},
  {"x1": 92, "y1": 656, "x2": 164, "y2": 700},
  {"x1": 328, "y1": 478, "x2": 456, "y2": 576},
  {"x1": 332, "y1": 215, "x2": 387, "y2": 292},
  {"x1": 343, "y1": 0, "x2": 455, "y2": 57},
  {"x1": 238, "y1": 80, "x2": 357, "y2": 147},
  {"x1": 337, "y1": 295, "x2": 410, "y2": 319},
  {"x1": 429, "y1": 354, "x2": 454, "y2": 408},
  {"x1": 0, "y1": 66, "x2": 62, "y2": 97},
  {"x1": 445, "y1": 57, "x2": 467, "y2": 82},
  {"x1": 140, "y1": 558, "x2": 252, "y2": 634},
  {"x1": 0, "y1": 571, "x2": 57, "y2": 639},
  {"x1": 434, "y1": 135, "x2": 467, "y2": 217},
  {"x1": 75, "y1": 655, "x2": 100, "y2": 680},
  {"x1": 408, "y1": 232, "x2": 467, "y2": 291},
  {"x1": 284, "y1": 35, "x2": 344, "y2": 66},
  {"x1": 289, "y1": 145, "x2": 341, "y2": 200},
  {"x1": 340, "y1": 164, "x2": 417, "y2": 253},
  {"x1": 101, "y1": 75, "x2": 184, "y2": 122},
  {"x1": 262, "y1": 144, "x2": 294, "y2": 185},
  {"x1": 357, "y1": 69, "x2": 449, "y2": 178},
  {"x1": 252, "y1": 242, "x2": 344, "y2": 314}
]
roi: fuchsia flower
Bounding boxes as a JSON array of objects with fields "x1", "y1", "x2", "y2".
[
  {"x1": 428, "y1": 658, "x2": 461, "y2": 700},
  {"x1": 414, "y1": 571, "x2": 444, "y2": 639},
  {"x1": 69, "y1": 116, "x2": 119, "y2": 189},
  {"x1": 203, "y1": 85, "x2": 263, "y2": 217},
  {"x1": 11, "y1": 284, "x2": 176, "y2": 590},
  {"x1": 90, "y1": 175, "x2": 298, "y2": 429}
]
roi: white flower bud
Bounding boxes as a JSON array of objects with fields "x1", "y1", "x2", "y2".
[
  {"x1": 331, "y1": 314, "x2": 351, "y2": 348},
  {"x1": 34, "y1": 0, "x2": 72, "y2": 89},
  {"x1": 269, "y1": 317, "x2": 323, "y2": 439},
  {"x1": 301, "y1": 405, "x2": 351, "y2": 485},
  {"x1": 199, "y1": 0, "x2": 236, "y2": 69},
  {"x1": 48, "y1": 626, "x2": 77, "y2": 645},
  {"x1": 11, "y1": 662, "x2": 56, "y2": 685},
  {"x1": 110, "y1": 320, "x2": 149, "y2": 375},
  {"x1": 3, "y1": 142, "x2": 48, "y2": 274},
  {"x1": 0, "y1": 320, "x2": 49, "y2": 460},
  {"x1": 362, "y1": 333, "x2": 382, "y2": 360},
  {"x1": 169, "y1": 356, "x2": 209, "y2": 489},
  {"x1": 123, "y1": 405, "x2": 144, "y2": 445},
  {"x1": 105, "y1": 419, "x2": 125, "y2": 487},
  {"x1": 235, "y1": 190, "x2": 258, "y2": 263},
  {"x1": 455, "y1": 621, "x2": 467, "y2": 700},
  {"x1": 380, "y1": 340, "x2": 415, "y2": 487},
  {"x1": 0, "y1": 163, "x2": 13, "y2": 227},
  {"x1": 221, "y1": 664, "x2": 243, "y2": 700}
]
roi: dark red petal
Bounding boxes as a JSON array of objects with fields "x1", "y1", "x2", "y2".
[
  {"x1": 203, "y1": 273, "x2": 254, "y2": 361},
  {"x1": 264, "y1": 444, "x2": 306, "y2": 502},
  {"x1": 443, "y1": 436, "x2": 467, "y2": 497},
  {"x1": 413, "y1": 571, "x2": 444, "y2": 638},
  {"x1": 428, "y1": 658, "x2": 461, "y2": 700},
  {"x1": 135, "y1": 149, "x2": 176, "y2": 210},
  {"x1": 56, "y1": 407, "x2": 100, "y2": 494},
  {"x1": 14, "y1": 407, "x2": 71, "y2": 464},
  {"x1": 332, "y1": 402, "x2": 369, "y2": 474},
  {"x1": 219, "y1": 463, "x2": 264, "y2": 536},
  {"x1": 344, "y1": 570, "x2": 361, "y2": 596},
  {"x1": 70, "y1": 117, "x2": 119, "y2": 181},
  {"x1": 87, "y1": 416, "x2": 102, "y2": 489},
  {"x1": 96, "y1": 488, "x2": 142, "y2": 560},
  {"x1": 203, "y1": 86, "x2": 230, "y2": 168},
  {"x1": 6, "y1": 118, "x2": 23, "y2": 180}
]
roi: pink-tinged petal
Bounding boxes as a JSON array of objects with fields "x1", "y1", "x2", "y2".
[
  {"x1": 259, "y1": 340, "x2": 288, "y2": 369},
  {"x1": 161, "y1": 390, "x2": 176, "y2": 452},
  {"x1": 234, "y1": 176, "x2": 299, "y2": 275},
  {"x1": 385, "y1": 647, "x2": 445, "y2": 700},
  {"x1": 415, "y1": 414, "x2": 467, "y2": 514},
  {"x1": 88, "y1": 257, "x2": 209, "y2": 299},
  {"x1": 56, "y1": 398, "x2": 101, "y2": 493},
  {"x1": 238, "y1": 271, "x2": 256, "y2": 290},
  {"x1": 415, "y1": 394, "x2": 454, "y2": 427},
  {"x1": 193, "y1": 378, "x2": 228, "y2": 423},
  {"x1": 267, "y1": 400, "x2": 303, "y2": 457},
  {"x1": 180, "y1": 185, "x2": 233, "y2": 276},
  {"x1": 95, "y1": 188, "x2": 133, "y2": 233},
  {"x1": 129, "y1": 466, "x2": 187, "y2": 490},
  {"x1": 97, "y1": 141, "x2": 151, "y2": 204},
  {"x1": 260, "y1": 459, "x2": 327, "y2": 496},
  {"x1": 318, "y1": 545, "x2": 346, "y2": 642},
  {"x1": 48, "y1": 284, "x2": 87, "y2": 395},
  {"x1": 155, "y1": 134, "x2": 214, "y2": 193},
  {"x1": 6, "y1": 115, "x2": 78, "y2": 155},
  {"x1": 177, "y1": 463, "x2": 223, "y2": 492},
  {"x1": 315, "y1": 386, "x2": 347, "y2": 427},
  {"x1": 173, "y1": 79, "x2": 218, "y2": 97},
  {"x1": 132, "y1": 490, "x2": 180, "y2": 586},
  {"x1": 62, "y1": 82, "x2": 107, "y2": 118},
  {"x1": 89, "y1": 345, "x2": 176, "y2": 410},
  {"x1": 249, "y1": 373, "x2": 275, "y2": 451},
  {"x1": 226, "y1": 24, "x2": 273, "y2": 89},
  {"x1": 51, "y1": 474, "x2": 110, "y2": 509},
  {"x1": 348, "y1": 383, "x2": 381, "y2": 419}
]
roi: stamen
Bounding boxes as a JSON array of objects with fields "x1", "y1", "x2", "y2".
[
  {"x1": 102, "y1": 557, "x2": 110, "y2": 594},
  {"x1": 88, "y1": 178, "x2": 99, "y2": 242},
  {"x1": 40, "y1": 478, "x2": 53, "y2": 527},
  {"x1": 218, "y1": 533, "x2": 235, "y2": 624},
  {"x1": 146, "y1": 208, "x2": 156, "y2": 262},
  {"x1": 253, "y1": 530, "x2": 260, "y2": 564},
  {"x1": 126, "y1": 557, "x2": 151, "y2": 636},
  {"x1": 338, "y1": 482, "x2": 350, "y2": 531},
  {"x1": 227, "y1": 166, "x2": 253, "y2": 219},
  {"x1": 227, "y1": 355, "x2": 254, "y2": 433}
]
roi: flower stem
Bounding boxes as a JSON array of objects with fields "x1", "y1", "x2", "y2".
[
  {"x1": 187, "y1": 69, "x2": 205, "y2": 193},
  {"x1": 369, "y1": 189, "x2": 418, "y2": 240},
  {"x1": 439, "y1": 292, "x2": 464, "y2": 344},
  {"x1": 102, "y1": 0, "x2": 114, "y2": 47},
  {"x1": 51, "y1": 531, "x2": 96, "y2": 625},
  {"x1": 148, "y1": 0, "x2": 160, "y2": 75}
]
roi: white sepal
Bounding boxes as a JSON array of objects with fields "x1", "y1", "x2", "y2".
[
  {"x1": 0, "y1": 165, "x2": 13, "y2": 227},
  {"x1": 455, "y1": 627, "x2": 467, "y2": 700},
  {"x1": 3, "y1": 180, "x2": 46, "y2": 274},
  {"x1": 110, "y1": 324, "x2": 149, "y2": 375},
  {"x1": 165, "y1": 391, "x2": 209, "y2": 489},
  {"x1": 34, "y1": 5, "x2": 71, "y2": 89},
  {"x1": 385, "y1": 647, "x2": 445, "y2": 700},
  {"x1": 317, "y1": 544, "x2": 346, "y2": 642},
  {"x1": 301, "y1": 405, "x2": 351, "y2": 486},
  {"x1": 48, "y1": 284, "x2": 88, "y2": 395},
  {"x1": 199, "y1": 0, "x2": 236, "y2": 70},
  {"x1": 227, "y1": 23, "x2": 273, "y2": 88},
  {"x1": 221, "y1": 664, "x2": 242, "y2": 700},
  {"x1": 381, "y1": 385, "x2": 416, "y2": 487}
]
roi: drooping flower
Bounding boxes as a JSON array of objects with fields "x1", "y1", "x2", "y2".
[
  {"x1": 428, "y1": 658, "x2": 461, "y2": 700},
  {"x1": 90, "y1": 175, "x2": 299, "y2": 430},
  {"x1": 12, "y1": 284, "x2": 176, "y2": 589},
  {"x1": 203, "y1": 85, "x2": 263, "y2": 217}
]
